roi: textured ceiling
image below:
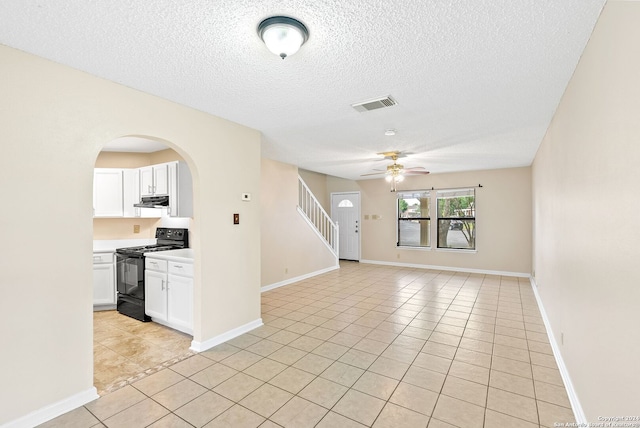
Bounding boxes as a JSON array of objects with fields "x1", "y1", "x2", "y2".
[{"x1": 0, "y1": 0, "x2": 606, "y2": 179}]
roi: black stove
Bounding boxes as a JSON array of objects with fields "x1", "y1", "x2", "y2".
[
  {"x1": 115, "y1": 228, "x2": 189, "y2": 321},
  {"x1": 117, "y1": 228, "x2": 189, "y2": 257}
]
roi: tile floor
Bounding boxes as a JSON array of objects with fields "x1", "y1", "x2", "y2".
[
  {"x1": 94, "y1": 310, "x2": 194, "y2": 394},
  {"x1": 41, "y1": 261, "x2": 575, "y2": 427}
]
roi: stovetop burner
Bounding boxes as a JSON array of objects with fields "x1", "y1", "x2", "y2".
[
  {"x1": 115, "y1": 228, "x2": 189, "y2": 256},
  {"x1": 141, "y1": 245, "x2": 180, "y2": 253}
]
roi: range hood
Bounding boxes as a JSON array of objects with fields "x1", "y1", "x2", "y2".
[{"x1": 134, "y1": 195, "x2": 169, "y2": 209}]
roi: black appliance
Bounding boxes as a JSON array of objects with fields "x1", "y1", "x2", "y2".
[
  {"x1": 134, "y1": 195, "x2": 170, "y2": 209},
  {"x1": 116, "y1": 227, "x2": 189, "y2": 321}
]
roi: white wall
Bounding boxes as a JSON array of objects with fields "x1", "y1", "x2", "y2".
[
  {"x1": 261, "y1": 159, "x2": 337, "y2": 287},
  {"x1": 0, "y1": 46, "x2": 261, "y2": 425},
  {"x1": 532, "y1": 1, "x2": 640, "y2": 419}
]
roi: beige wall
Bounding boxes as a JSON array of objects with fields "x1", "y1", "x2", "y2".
[
  {"x1": 95, "y1": 148, "x2": 184, "y2": 168},
  {"x1": 95, "y1": 151, "x2": 152, "y2": 168},
  {"x1": 150, "y1": 148, "x2": 185, "y2": 164},
  {"x1": 261, "y1": 159, "x2": 337, "y2": 287},
  {"x1": 93, "y1": 149, "x2": 185, "y2": 240},
  {"x1": 0, "y1": 46, "x2": 261, "y2": 425},
  {"x1": 324, "y1": 168, "x2": 531, "y2": 274},
  {"x1": 327, "y1": 175, "x2": 361, "y2": 194},
  {"x1": 532, "y1": 1, "x2": 640, "y2": 419},
  {"x1": 93, "y1": 218, "x2": 159, "y2": 239}
]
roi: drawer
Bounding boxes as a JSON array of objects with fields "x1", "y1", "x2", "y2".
[
  {"x1": 92, "y1": 252, "x2": 114, "y2": 264},
  {"x1": 146, "y1": 258, "x2": 168, "y2": 272},
  {"x1": 169, "y1": 261, "x2": 193, "y2": 277}
]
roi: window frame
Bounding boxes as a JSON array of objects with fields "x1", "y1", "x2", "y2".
[
  {"x1": 396, "y1": 187, "x2": 477, "y2": 252},
  {"x1": 436, "y1": 188, "x2": 476, "y2": 251},
  {"x1": 396, "y1": 190, "x2": 431, "y2": 248}
]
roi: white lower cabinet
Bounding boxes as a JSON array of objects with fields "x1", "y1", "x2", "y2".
[
  {"x1": 167, "y1": 273, "x2": 193, "y2": 333},
  {"x1": 145, "y1": 257, "x2": 193, "y2": 334},
  {"x1": 145, "y1": 269, "x2": 168, "y2": 320},
  {"x1": 93, "y1": 252, "x2": 116, "y2": 308}
]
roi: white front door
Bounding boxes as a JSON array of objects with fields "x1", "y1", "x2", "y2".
[{"x1": 331, "y1": 192, "x2": 360, "y2": 261}]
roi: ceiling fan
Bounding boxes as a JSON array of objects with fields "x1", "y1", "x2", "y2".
[{"x1": 361, "y1": 151, "x2": 429, "y2": 192}]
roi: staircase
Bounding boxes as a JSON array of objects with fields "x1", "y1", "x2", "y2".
[{"x1": 298, "y1": 176, "x2": 339, "y2": 258}]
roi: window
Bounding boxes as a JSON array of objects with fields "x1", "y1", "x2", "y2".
[
  {"x1": 437, "y1": 189, "x2": 475, "y2": 250},
  {"x1": 337, "y1": 199, "x2": 354, "y2": 208},
  {"x1": 397, "y1": 191, "x2": 430, "y2": 247},
  {"x1": 397, "y1": 188, "x2": 476, "y2": 251}
]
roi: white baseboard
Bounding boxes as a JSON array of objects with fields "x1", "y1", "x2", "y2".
[
  {"x1": 261, "y1": 265, "x2": 340, "y2": 292},
  {"x1": 3, "y1": 387, "x2": 98, "y2": 428},
  {"x1": 529, "y1": 277, "x2": 587, "y2": 424},
  {"x1": 360, "y1": 259, "x2": 530, "y2": 278},
  {"x1": 190, "y1": 318, "x2": 263, "y2": 352}
]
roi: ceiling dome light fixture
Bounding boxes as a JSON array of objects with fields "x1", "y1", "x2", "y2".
[{"x1": 258, "y1": 16, "x2": 309, "y2": 59}]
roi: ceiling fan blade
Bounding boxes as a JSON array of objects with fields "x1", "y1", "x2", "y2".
[
  {"x1": 406, "y1": 170, "x2": 430, "y2": 175},
  {"x1": 360, "y1": 171, "x2": 387, "y2": 176},
  {"x1": 404, "y1": 166, "x2": 426, "y2": 171}
]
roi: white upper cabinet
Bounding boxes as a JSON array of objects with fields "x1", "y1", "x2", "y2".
[
  {"x1": 168, "y1": 161, "x2": 193, "y2": 218},
  {"x1": 125, "y1": 168, "x2": 160, "y2": 218},
  {"x1": 140, "y1": 164, "x2": 169, "y2": 196},
  {"x1": 139, "y1": 166, "x2": 153, "y2": 197},
  {"x1": 93, "y1": 169, "x2": 124, "y2": 217},
  {"x1": 93, "y1": 161, "x2": 192, "y2": 219}
]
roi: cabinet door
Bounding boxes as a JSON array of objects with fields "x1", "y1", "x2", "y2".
[
  {"x1": 139, "y1": 166, "x2": 154, "y2": 197},
  {"x1": 168, "y1": 274, "x2": 193, "y2": 334},
  {"x1": 94, "y1": 169, "x2": 123, "y2": 217},
  {"x1": 122, "y1": 169, "x2": 137, "y2": 218},
  {"x1": 168, "y1": 162, "x2": 178, "y2": 217},
  {"x1": 93, "y1": 263, "x2": 115, "y2": 305},
  {"x1": 145, "y1": 270, "x2": 167, "y2": 321},
  {"x1": 153, "y1": 164, "x2": 169, "y2": 195}
]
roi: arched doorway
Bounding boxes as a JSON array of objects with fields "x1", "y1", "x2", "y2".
[{"x1": 92, "y1": 135, "x2": 197, "y2": 394}]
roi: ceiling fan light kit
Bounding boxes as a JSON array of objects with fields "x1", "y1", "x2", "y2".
[
  {"x1": 360, "y1": 151, "x2": 430, "y2": 192},
  {"x1": 258, "y1": 16, "x2": 309, "y2": 59}
]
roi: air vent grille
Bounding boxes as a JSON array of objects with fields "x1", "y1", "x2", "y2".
[{"x1": 352, "y1": 95, "x2": 397, "y2": 112}]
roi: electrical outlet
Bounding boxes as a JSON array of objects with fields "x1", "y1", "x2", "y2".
[
  {"x1": 133, "y1": 224, "x2": 140, "y2": 233},
  {"x1": 233, "y1": 213, "x2": 240, "y2": 224},
  {"x1": 397, "y1": 253, "x2": 400, "y2": 259},
  {"x1": 561, "y1": 332, "x2": 564, "y2": 345},
  {"x1": 285, "y1": 267, "x2": 288, "y2": 274}
]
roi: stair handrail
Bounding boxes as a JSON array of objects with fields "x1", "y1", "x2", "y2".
[{"x1": 297, "y1": 176, "x2": 339, "y2": 257}]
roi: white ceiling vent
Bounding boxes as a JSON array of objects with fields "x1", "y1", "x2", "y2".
[{"x1": 352, "y1": 95, "x2": 397, "y2": 113}]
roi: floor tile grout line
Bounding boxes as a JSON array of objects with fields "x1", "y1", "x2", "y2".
[
  {"x1": 85, "y1": 264, "x2": 566, "y2": 428},
  {"x1": 261, "y1": 268, "x2": 459, "y2": 426}
]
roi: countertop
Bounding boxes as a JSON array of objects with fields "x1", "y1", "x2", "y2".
[{"x1": 144, "y1": 248, "x2": 194, "y2": 263}]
